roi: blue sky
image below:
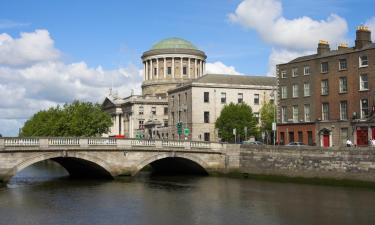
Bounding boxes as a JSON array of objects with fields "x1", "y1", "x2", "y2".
[{"x1": 0, "y1": 0, "x2": 375, "y2": 136}]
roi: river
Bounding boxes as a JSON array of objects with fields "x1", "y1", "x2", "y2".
[{"x1": 1, "y1": 161, "x2": 375, "y2": 225}]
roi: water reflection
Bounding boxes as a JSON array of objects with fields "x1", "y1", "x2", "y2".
[{"x1": 1, "y1": 161, "x2": 375, "y2": 225}]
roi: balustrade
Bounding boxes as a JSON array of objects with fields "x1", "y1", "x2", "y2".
[
  {"x1": 48, "y1": 138, "x2": 80, "y2": 146},
  {"x1": 4, "y1": 138, "x2": 39, "y2": 146},
  {"x1": 88, "y1": 138, "x2": 117, "y2": 146}
]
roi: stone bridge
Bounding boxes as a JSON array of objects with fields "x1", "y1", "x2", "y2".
[{"x1": 0, "y1": 138, "x2": 240, "y2": 183}]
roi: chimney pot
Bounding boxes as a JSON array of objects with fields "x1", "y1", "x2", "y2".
[
  {"x1": 317, "y1": 40, "x2": 330, "y2": 54},
  {"x1": 355, "y1": 25, "x2": 372, "y2": 49}
]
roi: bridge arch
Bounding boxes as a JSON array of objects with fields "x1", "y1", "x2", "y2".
[
  {"x1": 133, "y1": 153, "x2": 209, "y2": 176},
  {"x1": 6, "y1": 152, "x2": 114, "y2": 182}
]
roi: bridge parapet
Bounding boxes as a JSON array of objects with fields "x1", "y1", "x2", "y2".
[{"x1": 0, "y1": 138, "x2": 226, "y2": 152}]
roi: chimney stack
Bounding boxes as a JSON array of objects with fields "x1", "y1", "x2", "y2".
[
  {"x1": 338, "y1": 43, "x2": 348, "y2": 51},
  {"x1": 317, "y1": 40, "x2": 330, "y2": 55},
  {"x1": 355, "y1": 26, "x2": 372, "y2": 49}
]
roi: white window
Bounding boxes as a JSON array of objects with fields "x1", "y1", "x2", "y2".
[
  {"x1": 151, "y1": 107, "x2": 156, "y2": 115},
  {"x1": 360, "y1": 99, "x2": 369, "y2": 119},
  {"x1": 360, "y1": 74, "x2": 369, "y2": 90},
  {"x1": 339, "y1": 59, "x2": 347, "y2": 70},
  {"x1": 238, "y1": 93, "x2": 243, "y2": 103},
  {"x1": 281, "y1": 106, "x2": 287, "y2": 123},
  {"x1": 281, "y1": 86, "x2": 287, "y2": 99},
  {"x1": 322, "y1": 103, "x2": 329, "y2": 121},
  {"x1": 139, "y1": 106, "x2": 144, "y2": 115},
  {"x1": 304, "y1": 83, "x2": 310, "y2": 97},
  {"x1": 254, "y1": 94, "x2": 260, "y2": 105},
  {"x1": 321, "y1": 62, "x2": 329, "y2": 73},
  {"x1": 321, "y1": 80, "x2": 329, "y2": 95},
  {"x1": 281, "y1": 70, "x2": 287, "y2": 78},
  {"x1": 292, "y1": 84, "x2": 299, "y2": 98},
  {"x1": 292, "y1": 105, "x2": 299, "y2": 122},
  {"x1": 221, "y1": 92, "x2": 226, "y2": 104},
  {"x1": 359, "y1": 55, "x2": 368, "y2": 67},
  {"x1": 339, "y1": 77, "x2": 347, "y2": 93},
  {"x1": 139, "y1": 120, "x2": 144, "y2": 130},
  {"x1": 292, "y1": 68, "x2": 298, "y2": 77},
  {"x1": 304, "y1": 104, "x2": 310, "y2": 122},
  {"x1": 304, "y1": 66, "x2": 310, "y2": 75},
  {"x1": 340, "y1": 101, "x2": 348, "y2": 120}
]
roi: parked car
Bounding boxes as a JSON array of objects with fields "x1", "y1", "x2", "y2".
[
  {"x1": 286, "y1": 142, "x2": 306, "y2": 146},
  {"x1": 243, "y1": 141, "x2": 264, "y2": 145}
]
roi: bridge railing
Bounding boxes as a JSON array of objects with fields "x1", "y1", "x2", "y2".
[{"x1": 0, "y1": 137, "x2": 224, "y2": 151}]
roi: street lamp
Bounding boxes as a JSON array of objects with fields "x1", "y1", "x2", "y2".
[{"x1": 270, "y1": 88, "x2": 277, "y2": 146}]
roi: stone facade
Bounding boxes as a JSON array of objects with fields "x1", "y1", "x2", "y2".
[
  {"x1": 277, "y1": 26, "x2": 375, "y2": 147},
  {"x1": 168, "y1": 74, "x2": 277, "y2": 142}
]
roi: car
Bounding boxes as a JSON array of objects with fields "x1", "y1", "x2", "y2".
[
  {"x1": 286, "y1": 142, "x2": 306, "y2": 146},
  {"x1": 243, "y1": 141, "x2": 264, "y2": 145}
]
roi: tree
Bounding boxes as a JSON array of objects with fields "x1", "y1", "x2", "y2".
[
  {"x1": 215, "y1": 103, "x2": 258, "y2": 143},
  {"x1": 20, "y1": 101, "x2": 112, "y2": 137},
  {"x1": 260, "y1": 101, "x2": 276, "y2": 144}
]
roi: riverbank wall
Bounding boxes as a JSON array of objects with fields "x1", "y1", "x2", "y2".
[{"x1": 236, "y1": 145, "x2": 375, "y2": 182}]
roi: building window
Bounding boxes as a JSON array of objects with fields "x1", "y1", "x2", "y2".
[
  {"x1": 360, "y1": 99, "x2": 369, "y2": 119},
  {"x1": 281, "y1": 86, "x2": 287, "y2": 99},
  {"x1": 167, "y1": 67, "x2": 172, "y2": 75},
  {"x1": 281, "y1": 70, "x2": 287, "y2": 78},
  {"x1": 139, "y1": 120, "x2": 144, "y2": 130},
  {"x1": 254, "y1": 112, "x2": 259, "y2": 123},
  {"x1": 281, "y1": 106, "x2": 287, "y2": 123},
  {"x1": 321, "y1": 62, "x2": 329, "y2": 73},
  {"x1": 183, "y1": 66, "x2": 187, "y2": 75},
  {"x1": 154, "y1": 68, "x2": 157, "y2": 76},
  {"x1": 339, "y1": 59, "x2": 347, "y2": 70},
  {"x1": 339, "y1": 77, "x2": 347, "y2": 93},
  {"x1": 204, "y1": 132, "x2": 210, "y2": 142},
  {"x1": 204, "y1": 111, "x2": 210, "y2": 123},
  {"x1": 304, "y1": 83, "x2": 310, "y2": 97},
  {"x1": 254, "y1": 94, "x2": 259, "y2": 105},
  {"x1": 164, "y1": 107, "x2": 168, "y2": 115},
  {"x1": 292, "y1": 84, "x2": 299, "y2": 98},
  {"x1": 340, "y1": 101, "x2": 348, "y2": 120},
  {"x1": 322, "y1": 103, "x2": 329, "y2": 121},
  {"x1": 292, "y1": 67, "x2": 298, "y2": 77},
  {"x1": 304, "y1": 104, "x2": 310, "y2": 122},
  {"x1": 139, "y1": 106, "x2": 144, "y2": 115},
  {"x1": 292, "y1": 105, "x2": 299, "y2": 122},
  {"x1": 238, "y1": 93, "x2": 243, "y2": 103},
  {"x1": 204, "y1": 92, "x2": 209, "y2": 103},
  {"x1": 221, "y1": 92, "x2": 226, "y2": 104},
  {"x1": 171, "y1": 95, "x2": 175, "y2": 106},
  {"x1": 360, "y1": 74, "x2": 369, "y2": 90},
  {"x1": 164, "y1": 120, "x2": 168, "y2": 128},
  {"x1": 321, "y1": 79, "x2": 329, "y2": 95},
  {"x1": 151, "y1": 107, "x2": 156, "y2": 115},
  {"x1": 304, "y1": 66, "x2": 310, "y2": 75},
  {"x1": 359, "y1": 55, "x2": 368, "y2": 67}
]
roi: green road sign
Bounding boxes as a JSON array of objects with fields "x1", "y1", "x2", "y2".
[{"x1": 184, "y1": 128, "x2": 190, "y2": 136}]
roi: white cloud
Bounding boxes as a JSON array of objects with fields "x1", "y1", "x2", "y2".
[
  {"x1": 205, "y1": 61, "x2": 243, "y2": 75},
  {"x1": 0, "y1": 30, "x2": 142, "y2": 136},
  {"x1": 366, "y1": 17, "x2": 375, "y2": 42},
  {"x1": 229, "y1": 0, "x2": 349, "y2": 75}
]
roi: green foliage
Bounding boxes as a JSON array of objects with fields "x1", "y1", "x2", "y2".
[
  {"x1": 215, "y1": 103, "x2": 258, "y2": 142},
  {"x1": 20, "y1": 100, "x2": 112, "y2": 137},
  {"x1": 260, "y1": 101, "x2": 275, "y2": 132}
]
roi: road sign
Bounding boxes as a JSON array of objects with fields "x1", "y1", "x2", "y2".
[
  {"x1": 272, "y1": 122, "x2": 277, "y2": 131},
  {"x1": 233, "y1": 128, "x2": 236, "y2": 135},
  {"x1": 184, "y1": 128, "x2": 190, "y2": 136}
]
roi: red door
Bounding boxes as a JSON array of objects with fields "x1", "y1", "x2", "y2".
[
  {"x1": 356, "y1": 128, "x2": 368, "y2": 147},
  {"x1": 323, "y1": 134, "x2": 330, "y2": 147}
]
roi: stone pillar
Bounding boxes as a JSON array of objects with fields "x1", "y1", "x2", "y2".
[
  {"x1": 164, "y1": 57, "x2": 167, "y2": 78},
  {"x1": 194, "y1": 59, "x2": 197, "y2": 78},
  {"x1": 143, "y1": 62, "x2": 146, "y2": 81},
  {"x1": 172, "y1": 57, "x2": 175, "y2": 79},
  {"x1": 188, "y1": 58, "x2": 191, "y2": 78},
  {"x1": 145, "y1": 61, "x2": 148, "y2": 81},
  {"x1": 156, "y1": 58, "x2": 159, "y2": 80},
  {"x1": 180, "y1": 57, "x2": 183, "y2": 76},
  {"x1": 149, "y1": 60, "x2": 153, "y2": 80},
  {"x1": 0, "y1": 138, "x2": 4, "y2": 150},
  {"x1": 203, "y1": 61, "x2": 205, "y2": 75}
]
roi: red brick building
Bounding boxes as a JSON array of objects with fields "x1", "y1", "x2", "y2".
[{"x1": 277, "y1": 26, "x2": 375, "y2": 147}]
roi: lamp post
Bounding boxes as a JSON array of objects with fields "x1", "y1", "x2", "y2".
[{"x1": 271, "y1": 88, "x2": 276, "y2": 146}]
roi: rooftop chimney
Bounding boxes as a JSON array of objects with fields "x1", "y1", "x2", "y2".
[
  {"x1": 317, "y1": 40, "x2": 330, "y2": 55},
  {"x1": 355, "y1": 26, "x2": 372, "y2": 49},
  {"x1": 338, "y1": 43, "x2": 348, "y2": 51}
]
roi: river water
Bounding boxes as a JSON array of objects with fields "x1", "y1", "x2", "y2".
[{"x1": 1, "y1": 161, "x2": 375, "y2": 225}]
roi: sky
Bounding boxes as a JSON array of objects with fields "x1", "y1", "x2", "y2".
[{"x1": 1, "y1": 0, "x2": 375, "y2": 136}]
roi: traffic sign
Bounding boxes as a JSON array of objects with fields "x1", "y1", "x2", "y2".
[{"x1": 184, "y1": 128, "x2": 190, "y2": 136}]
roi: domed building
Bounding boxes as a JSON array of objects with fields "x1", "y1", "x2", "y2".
[{"x1": 141, "y1": 38, "x2": 207, "y2": 97}]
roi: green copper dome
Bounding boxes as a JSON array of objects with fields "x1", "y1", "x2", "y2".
[{"x1": 151, "y1": 38, "x2": 198, "y2": 50}]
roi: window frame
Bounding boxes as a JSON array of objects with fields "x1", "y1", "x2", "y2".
[
  {"x1": 339, "y1": 77, "x2": 348, "y2": 93},
  {"x1": 281, "y1": 86, "x2": 287, "y2": 99},
  {"x1": 281, "y1": 70, "x2": 287, "y2": 78},
  {"x1": 303, "y1": 66, "x2": 310, "y2": 75},
  {"x1": 339, "y1": 58, "x2": 347, "y2": 71},
  {"x1": 254, "y1": 93, "x2": 260, "y2": 105},
  {"x1": 321, "y1": 62, "x2": 329, "y2": 73},
  {"x1": 322, "y1": 103, "x2": 329, "y2": 121},
  {"x1": 304, "y1": 104, "x2": 310, "y2": 122},
  {"x1": 360, "y1": 74, "x2": 369, "y2": 91},
  {"x1": 359, "y1": 55, "x2": 368, "y2": 68},
  {"x1": 204, "y1": 111, "x2": 210, "y2": 123},
  {"x1": 292, "y1": 105, "x2": 299, "y2": 123},
  {"x1": 303, "y1": 82, "x2": 310, "y2": 97},
  {"x1": 238, "y1": 93, "x2": 243, "y2": 103},
  {"x1": 360, "y1": 99, "x2": 369, "y2": 119},
  {"x1": 292, "y1": 67, "x2": 298, "y2": 77},
  {"x1": 292, "y1": 84, "x2": 299, "y2": 98},
  {"x1": 281, "y1": 106, "x2": 287, "y2": 123},
  {"x1": 321, "y1": 79, "x2": 329, "y2": 95},
  {"x1": 204, "y1": 92, "x2": 209, "y2": 103},
  {"x1": 339, "y1": 101, "x2": 348, "y2": 120}
]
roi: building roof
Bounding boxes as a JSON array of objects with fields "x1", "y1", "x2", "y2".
[
  {"x1": 151, "y1": 38, "x2": 198, "y2": 50},
  {"x1": 286, "y1": 43, "x2": 375, "y2": 64},
  {"x1": 194, "y1": 74, "x2": 277, "y2": 86}
]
